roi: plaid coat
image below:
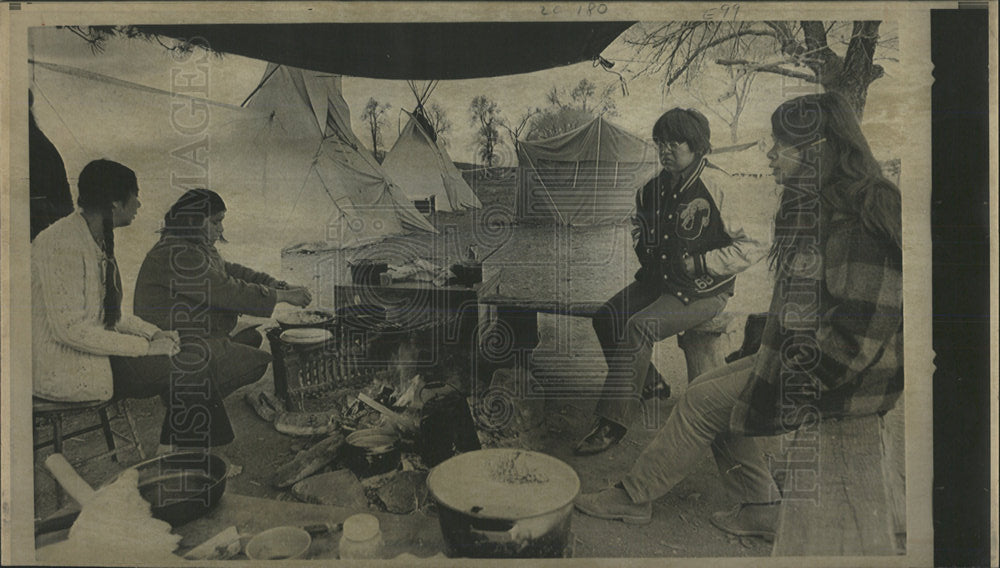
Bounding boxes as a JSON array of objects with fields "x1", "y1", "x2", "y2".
[{"x1": 730, "y1": 212, "x2": 904, "y2": 436}]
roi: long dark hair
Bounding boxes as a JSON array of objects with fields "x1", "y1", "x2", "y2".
[
  {"x1": 160, "y1": 188, "x2": 227, "y2": 242},
  {"x1": 77, "y1": 159, "x2": 138, "y2": 329},
  {"x1": 768, "y1": 93, "x2": 902, "y2": 270}
]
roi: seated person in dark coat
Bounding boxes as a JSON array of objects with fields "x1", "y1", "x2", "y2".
[{"x1": 132, "y1": 189, "x2": 311, "y2": 449}]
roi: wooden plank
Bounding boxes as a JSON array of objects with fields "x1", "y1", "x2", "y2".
[
  {"x1": 772, "y1": 415, "x2": 895, "y2": 556},
  {"x1": 479, "y1": 224, "x2": 638, "y2": 312}
]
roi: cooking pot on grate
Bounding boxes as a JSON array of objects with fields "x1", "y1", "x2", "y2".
[{"x1": 426, "y1": 449, "x2": 579, "y2": 558}]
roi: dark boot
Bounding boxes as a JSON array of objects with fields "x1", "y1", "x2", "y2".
[{"x1": 574, "y1": 417, "x2": 626, "y2": 456}]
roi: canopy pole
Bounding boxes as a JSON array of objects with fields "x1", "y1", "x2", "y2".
[
  {"x1": 241, "y1": 64, "x2": 281, "y2": 108},
  {"x1": 525, "y1": 154, "x2": 566, "y2": 225}
]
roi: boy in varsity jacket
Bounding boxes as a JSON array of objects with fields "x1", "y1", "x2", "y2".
[{"x1": 578, "y1": 108, "x2": 768, "y2": 456}]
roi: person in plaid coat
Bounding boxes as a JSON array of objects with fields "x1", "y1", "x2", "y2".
[{"x1": 574, "y1": 92, "x2": 903, "y2": 535}]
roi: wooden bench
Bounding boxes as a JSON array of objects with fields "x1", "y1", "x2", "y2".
[
  {"x1": 675, "y1": 312, "x2": 737, "y2": 383},
  {"x1": 772, "y1": 412, "x2": 902, "y2": 556}
]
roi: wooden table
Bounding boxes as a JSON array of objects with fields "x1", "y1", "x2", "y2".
[
  {"x1": 476, "y1": 224, "x2": 638, "y2": 378},
  {"x1": 477, "y1": 223, "x2": 735, "y2": 384}
]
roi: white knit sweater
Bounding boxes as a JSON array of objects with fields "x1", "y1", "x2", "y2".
[{"x1": 32, "y1": 213, "x2": 161, "y2": 401}]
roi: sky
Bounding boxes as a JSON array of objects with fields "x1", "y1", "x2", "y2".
[{"x1": 28, "y1": 22, "x2": 904, "y2": 166}]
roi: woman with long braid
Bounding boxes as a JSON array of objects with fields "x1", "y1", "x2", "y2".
[{"x1": 32, "y1": 159, "x2": 236, "y2": 451}]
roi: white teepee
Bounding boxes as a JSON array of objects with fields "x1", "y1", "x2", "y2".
[
  {"x1": 381, "y1": 109, "x2": 482, "y2": 212},
  {"x1": 235, "y1": 63, "x2": 440, "y2": 251}
]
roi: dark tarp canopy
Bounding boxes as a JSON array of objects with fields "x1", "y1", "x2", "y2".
[{"x1": 137, "y1": 22, "x2": 634, "y2": 79}]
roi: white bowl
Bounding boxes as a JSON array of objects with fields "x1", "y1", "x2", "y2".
[
  {"x1": 245, "y1": 526, "x2": 311, "y2": 560},
  {"x1": 279, "y1": 327, "x2": 332, "y2": 345}
]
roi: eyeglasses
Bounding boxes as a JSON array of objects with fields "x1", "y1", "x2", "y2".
[{"x1": 654, "y1": 139, "x2": 684, "y2": 151}]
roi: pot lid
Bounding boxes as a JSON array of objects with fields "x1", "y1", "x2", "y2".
[
  {"x1": 279, "y1": 327, "x2": 332, "y2": 344},
  {"x1": 426, "y1": 449, "x2": 579, "y2": 519}
]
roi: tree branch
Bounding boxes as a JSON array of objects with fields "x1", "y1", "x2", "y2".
[
  {"x1": 665, "y1": 29, "x2": 777, "y2": 86},
  {"x1": 715, "y1": 58, "x2": 818, "y2": 82},
  {"x1": 627, "y1": 22, "x2": 777, "y2": 80}
]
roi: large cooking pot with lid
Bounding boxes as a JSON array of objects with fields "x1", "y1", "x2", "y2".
[{"x1": 426, "y1": 449, "x2": 579, "y2": 558}]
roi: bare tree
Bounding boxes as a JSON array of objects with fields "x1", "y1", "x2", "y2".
[
  {"x1": 501, "y1": 108, "x2": 541, "y2": 151},
  {"x1": 527, "y1": 78, "x2": 619, "y2": 140},
  {"x1": 469, "y1": 95, "x2": 505, "y2": 168},
  {"x1": 361, "y1": 98, "x2": 391, "y2": 163},
  {"x1": 684, "y1": 33, "x2": 765, "y2": 144},
  {"x1": 424, "y1": 102, "x2": 452, "y2": 148},
  {"x1": 527, "y1": 107, "x2": 594, "y2": 141},
  {"x1": 547, "y1": 79, "x2": 617, "y2": 116},
  {"x1": 625, "y1": 20, "x2": 894, "y2": 117}
]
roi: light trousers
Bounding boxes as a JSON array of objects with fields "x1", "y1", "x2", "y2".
[
  {"x1": 622, "y1": 355, "x2": 780, "y2": 504},
  {"x1": 592, "y1": 279, "x2": 727, "y2": 429}
]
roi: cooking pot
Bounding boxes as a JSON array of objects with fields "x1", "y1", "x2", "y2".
[
  {"x1": 449, "y1": 261, "x2": 482, "y2": 286},
  {"x1": 133, "y1": 451, "x2": 229, "y2": 526},
  {"x1": 417, "y1": 382, "x2": 481, "y2": 468},
  {"x1": 38, "y1": 451, "x2": 229, "y2": 532},
  {"x1": 426, "y1": 449, "x2": 579, "y2": 558},
  {"x1": 342, "y1": 429, "x2": 402, "y2": 478}
]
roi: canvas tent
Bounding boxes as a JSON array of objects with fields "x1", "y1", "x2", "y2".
[
  {"x1": 515, "y1": 116, "x2": 659, "y2": 225},
  {"x1": 243, "y1": 63, "x2": 438, "y2": 251},
  {"x1": 382, "y1": 94, "x2": 482, "y2": 212}
]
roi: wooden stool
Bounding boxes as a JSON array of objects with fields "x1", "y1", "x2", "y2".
[
  {"x1": 33, "y1": 397, "x2": 146, "y2": 506},
  {"x1": 772, "y1": 414, "x2": 897, "y2": 556}
]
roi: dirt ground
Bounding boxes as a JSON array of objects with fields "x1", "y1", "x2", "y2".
[{"x1": 32, "y1": 173, "x2": 783, "y2": 559}]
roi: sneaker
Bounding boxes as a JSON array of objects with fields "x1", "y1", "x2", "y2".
[
  {"x1": 709, "y1": 502, "x2": 780, "y2": 542},
  {"x1": 574, "y1": 486, "x2": 652, "y2": 525}
]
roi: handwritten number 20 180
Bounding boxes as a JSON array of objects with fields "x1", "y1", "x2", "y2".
[{"x1": 540, "y1": 4, "x2": 608, "y2": 16}]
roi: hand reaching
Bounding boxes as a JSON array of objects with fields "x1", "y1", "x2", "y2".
[{"x1": 277, "y1": 286, "x2": 312, "y2": 308}]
